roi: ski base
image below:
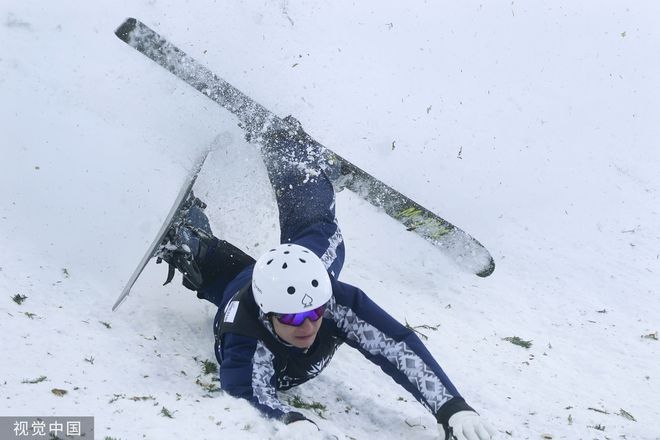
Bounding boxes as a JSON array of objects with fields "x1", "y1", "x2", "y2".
[{"x1": 112, "y1": 149, "x2": 210, "y2": 311}]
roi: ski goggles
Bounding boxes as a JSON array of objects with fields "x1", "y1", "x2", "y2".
[{"x1": 273, "y1": 305, "x2": 326, "y2": 327}]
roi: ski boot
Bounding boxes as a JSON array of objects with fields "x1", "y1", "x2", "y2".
[
  {"x1": 262, "y1": 115, "x2": 346, "y2": 191},
  {"x1": 156, "y1": 192, "x2": 214, "y2": 291}
]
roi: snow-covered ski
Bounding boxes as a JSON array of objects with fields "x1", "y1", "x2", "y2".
[
  {"x1": 114, "y1": 17, "x2": 495, "y2": 277},
  {"x1": 112, "y1": 149, "x2": 211, "y2": 311}
]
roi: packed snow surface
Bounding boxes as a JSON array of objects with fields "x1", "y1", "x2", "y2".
[{"x1": 1, "y1": 2, "x2": 659, "y2": 439}]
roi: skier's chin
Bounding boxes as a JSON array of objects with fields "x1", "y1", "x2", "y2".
[{"x1": 291, "y1": 333, "x2": 317, "y2": 348}]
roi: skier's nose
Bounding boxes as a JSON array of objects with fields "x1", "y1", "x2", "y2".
[{"x1": 298, "y1": 318, "x2": 315, "y2": 331}]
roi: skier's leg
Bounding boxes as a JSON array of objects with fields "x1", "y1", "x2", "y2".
[
  {"x1": 261, "y1": 119, "x2": 345, "y2": 278},
  {"x1": 194, "y1": 238, "x2": 255, "y2": 307}
]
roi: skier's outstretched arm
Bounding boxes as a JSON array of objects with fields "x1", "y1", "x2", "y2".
[{"x1": 327, "y1": 280, "x2": 494, "y2": 438}]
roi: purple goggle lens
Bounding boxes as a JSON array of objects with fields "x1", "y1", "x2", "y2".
[{"x1": 274, "y1": 305, "x2": 325, "y2": 327}]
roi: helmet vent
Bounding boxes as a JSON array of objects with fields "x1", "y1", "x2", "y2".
[{"x1": 253, "y1": 243, "x2": 330, "y2": 315}]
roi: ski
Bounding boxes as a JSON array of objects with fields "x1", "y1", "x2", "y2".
[
  {"x1": 114, "y1": 18, "x2": 495, "y2": 277},
  {"x1": 112, "y1": 149, "x2": 211, "y2": 311}
]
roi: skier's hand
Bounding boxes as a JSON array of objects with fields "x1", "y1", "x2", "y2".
[{"x1": 437, "y1": 411, "x2": 495, "y2": 440}]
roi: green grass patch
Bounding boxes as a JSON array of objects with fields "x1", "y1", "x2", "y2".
[
  {"x1": 201, "y1": 359, "x2": 218, "y2": 375},
  {"x1": 503, "y1": 336, "x2": 532, "y2": 349},
  {"x1": 288, "y1": 395, "x2": 327, "y2": 418},
  {"x1": 12, "y1": 294, "x2": 28, "y2": 305}
]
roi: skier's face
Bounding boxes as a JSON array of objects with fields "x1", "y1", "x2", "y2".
[{"x1": 272, "y1": 315, "x2": 323, "y2": 349}]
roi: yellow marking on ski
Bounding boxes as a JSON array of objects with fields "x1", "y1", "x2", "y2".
[{"x1": 396, "y1": 207, "x2": 451, "y2": 239}]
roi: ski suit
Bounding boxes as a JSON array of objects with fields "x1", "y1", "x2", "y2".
[{"x1": 194, "y1": 125, "x2": 474, "y2": 426}]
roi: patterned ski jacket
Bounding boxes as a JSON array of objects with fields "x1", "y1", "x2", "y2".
[
  {"x1": 212, "y1": 220, "x2": 472, "y2": 426},
  {"x1": 211, "y1": 128, "x2": 473, "y2": 426}
]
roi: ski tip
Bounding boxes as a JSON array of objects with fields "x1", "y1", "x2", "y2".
[
  {"x1": 115, "y1": 17, "x2": 138, "y2": 42},
  {"x1": 476, "y1": 259, "x2": 496, "y2": 278},
  {"x1": 111, "y1": 299, "x2": 123, "y2": 312}
]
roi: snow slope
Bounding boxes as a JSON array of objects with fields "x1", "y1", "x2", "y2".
[{"x1": 1, "y1": 1, "x2": 659, "y2": 439}]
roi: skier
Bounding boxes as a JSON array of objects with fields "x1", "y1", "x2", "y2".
[{"x1": 159, "y1": 121, "x2": 495, "y2": 439}]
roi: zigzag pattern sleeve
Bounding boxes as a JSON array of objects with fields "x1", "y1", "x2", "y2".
[
  {"x1": 292, "y1": 216, "x2": 345, "y2": 278},
  {"x1": 328, "y1": 282, "x2": 462, "y2": 415},
  {"x1": 218, "y1": 333, "x2": 304, "y2": 422}
]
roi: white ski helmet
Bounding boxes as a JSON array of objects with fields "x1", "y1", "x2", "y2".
[{"x1": 252, "y1": 243, "x2": 332, "y2": 314}]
